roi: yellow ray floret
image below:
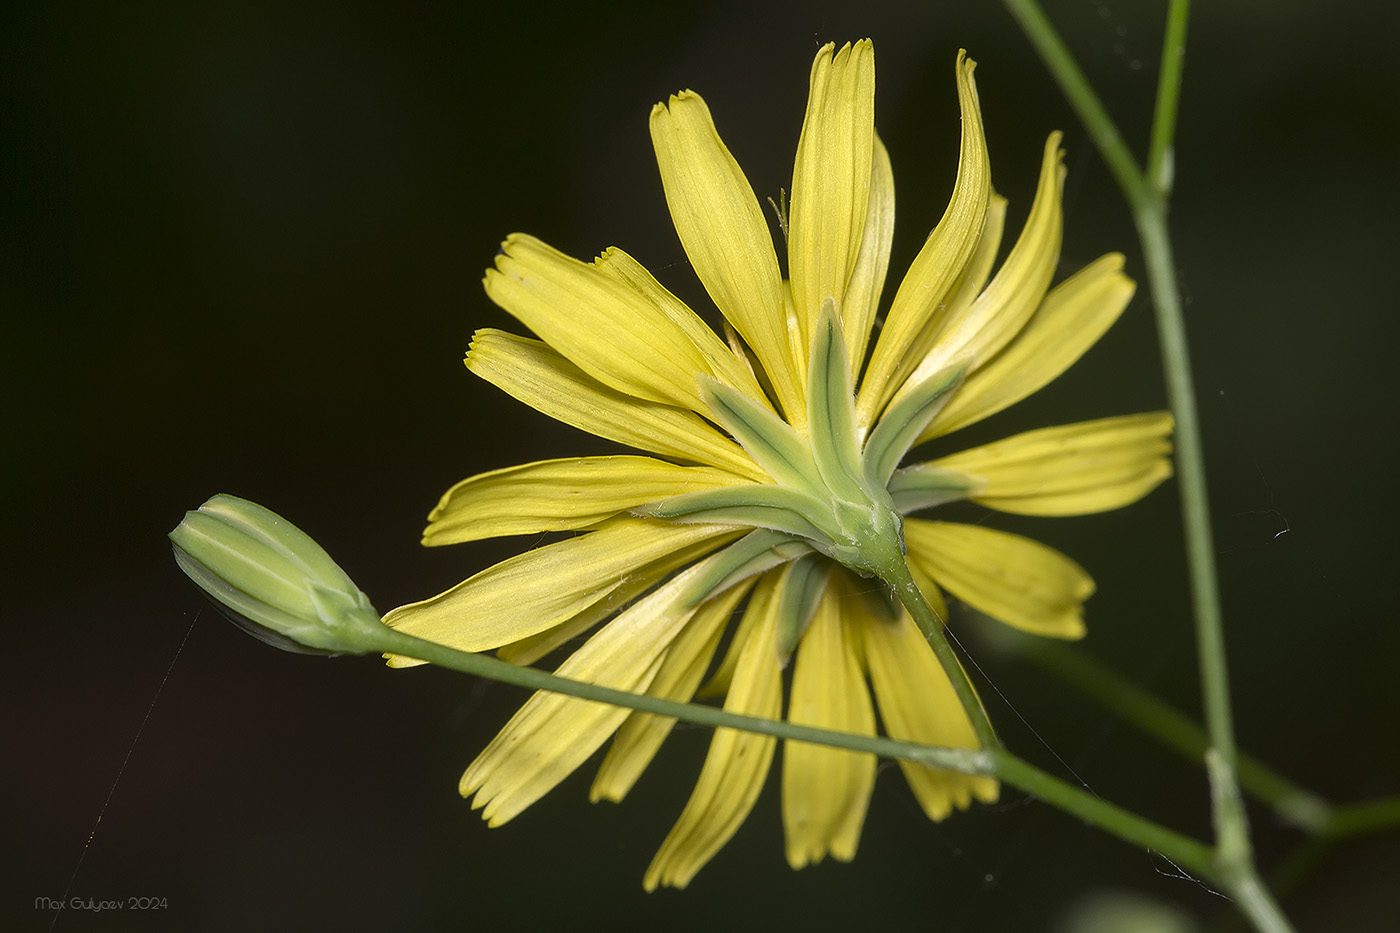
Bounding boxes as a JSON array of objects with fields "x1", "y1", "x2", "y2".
[
  {"x1": 462, "y1": 564, "x2": 716, "y2": 826},
  {"x1": 423, "y1": 455, "x2": 753, "y2": 545},
  {"x1": 905, "y1": 519, "x2": 1094, "y2": 639},
  {"x1": 384, "y1": 518, "x2": 738, "y2": 661},
  {"x1": 857, "y1": 50, "x2": 990, "y2": 426},
  {"x1": 921, "y1": 253, "x2": 1136, "y2": 440},
  {"x1": 644, "y1": 572, "x2": 785, "y2": 890},
  {"x1": 591, "y1": 579, "x2": 755, "y2": 804},
  {"x1": 782, "y1": 584, "x2": 877, "y2": 868},
  {"x1": 928, "y1": 412, "x2": 1175, "y2": 516},
  {"x1": 466, "y1": 329, "x2": 766, "y2": 480},
  {"x1": 789, "y1": 40, "x2": 876, "y2": 364},
  {"x1": 650, "y1": 90, "x2": 798, "y2": 421},
  {"x1": 900, "y1": 132, "x2": 1066, "y2": 396},
  {"x1": 862, "y1": 609, "x2": 999, "y2": 819}
]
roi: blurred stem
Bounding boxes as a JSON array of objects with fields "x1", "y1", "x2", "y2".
[
  {"x1": 1001, "y1": 0, "x2": 1148, "y2": 207},
  {"x1": 1214, "y1": 800, "x2": 1400, "y2": 933},
  {"x1": 1326, "y1": 796, "x2": 1400, "y2": 837},
  {"x1": 1029, "y1": 643, "x2": 1400, "y2": 837},
  {"x1": 1026, "y1": 641, "x2": 1331, "y2": 833},
  {"x1": 1147, "y1": 0, "x2": 1191, "y2": 195},
  {"x1": 1001, "y1": 2, "x2": 1294, "y2": 930}
]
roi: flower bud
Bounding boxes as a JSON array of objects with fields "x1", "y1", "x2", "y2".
[{"x1": 170, "y1": 494, "x2": 384, "y2": 655}]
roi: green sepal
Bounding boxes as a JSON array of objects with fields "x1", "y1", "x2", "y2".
[
  {"x1": 886, "y1": 464, "x2": 982, "y2": 513},
  {"x1": 775, "y1": 554, "x2": 833, "y2": 660},
  {"x1": 805, "y1": 300, "x2": 867, "y2": 502},
  {"x1": 634, "y1": 484, "x2": 837, "y2": 543},
  {"x1": 862, "y1": 364, "x2": 965, "y2": 486},
  {"x1": 170, "y1": 494, "x2": 384, "y2": 656},
  {"x1": 700, "y1": 376, "x2": 823, "y2": 493},
  {"x1": 678, "y1": 528, "x2": 811, "y2": 608}
]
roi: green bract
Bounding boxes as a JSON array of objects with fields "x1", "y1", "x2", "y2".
[
  {"x1": 637, "y1": 306, "x2": 960, "y2": 582},
  {"x1": 169, "y1": 494, "x2": 383, "y2": 656}
]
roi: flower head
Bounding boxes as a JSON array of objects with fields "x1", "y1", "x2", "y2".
[{"x1": 385, "y1": 40, "x2": 1172, "y2": 889}]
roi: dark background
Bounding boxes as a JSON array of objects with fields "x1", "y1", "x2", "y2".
[{"x1": 7, "y1": 1, "x2": 1398, "y2": 930}]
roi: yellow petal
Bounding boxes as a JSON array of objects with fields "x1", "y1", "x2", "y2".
[
  {"x1": 842, "y1": 133, "x2": 895, "y2": 372},
  {"x1": 897, "y1": 133, "x2": 1065, "y2": 399},
  {"x1": 382, "y1": 517, "x2": 739, "y2": 661},
  {"x1": 694, "y1": 561, "x2": 767, "y2": 699},
  {"x1": 496, "y1": 536, "x2": 727, "y2": 667},
  {"x1": 644, "y1": 570, "x2": 784, "y2": 890},
  {"x1": 939, "y1": 193, "x2": 1008, "y2": 334},
  {"x1": 904, "y1": 519, "x2": 1094, "y2": 639},
  {"x1": 590, "y1": 579, "x2": 754, "y2": 803},
  {"x1": 890, "y1": 192, "x2": 1007, "y2": 398},
  {"x1": 789, "y1": 40, "x2": 875, "y2": 363},
  {"x1": 466, "y1": 328, "x2": 766, "y2": 482},
  {"x1": 927, "y1": 412, "x2": 1175, "y2": 516},
  {"x1": 857, "y1": 51, "x2": 989, "y2": 427},
  {"x1": 650, "y1": 90, "x2": 801, "y2": 420},
  {"x1": 594, "y1": 246, "x2": 771, "y2": 406},
  {"x1": 484, "y1": 234, "x2": 723, "y2": 410},
  {"x1": 782, "y1": 584, "x2": 876, "y2": 868},
  {"x1": 423, "y1": 455, "x2": 752, "y2": 545},
  {"x1": 920, "y1": 252, "x2": 1136, "y2": 440},
  {"x1": 862, "y1": 610, "x2": 999, "y2": 819},
  {"x1": 459, "y1": 563, "x2": 710, "y2": 827}
]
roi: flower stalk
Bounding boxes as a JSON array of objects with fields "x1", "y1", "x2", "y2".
[
  {"x1": 879, "y1": 555, "x2": 1002, "y2": 751},
  {"x1": 168, "y1": 494, "x2": 1217, "y2": 882}
]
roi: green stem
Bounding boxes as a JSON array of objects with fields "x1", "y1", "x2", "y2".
[
  {"x1": 372, "y1": 623, "x2": 1224, "y2": 880},
  {"x1": 1325, "y1": 796, "x2": 1400, "y2": 838},
  {"x1": 1001, "y1": 3, "x2": 1294, "y2": 930},
  {"x1": 1225, "y1": 870, "x2": 1295, "y2": 933},
  {"x1": 375, "y1": 625, "x2": 987, "y2": 773},
  {"x1": 1005, "y1": 0, "x2": 1239, "y2": 800},
  {"x1": 1027, "y1": 641, "x2": 1332, "y2": 833},
  {"x1": 1136, "y1": 208, "x2": 1244, "y2": 791},
  {"x1": 880, "y1": 557, "x2": 1002, "y2": 750},
  {"x1": 1146, "y1": 0, "x2": 1191, "y2": 196},
  {"x1": 990, "y1": 750, "x2": 1216, "y2": 876},
  {"x1": 1001, "y1": 0, "x2": 1149, "y2": 207},
  {"x1": 1216, "y1": 800, "x2": 1400, "y2": 933}
]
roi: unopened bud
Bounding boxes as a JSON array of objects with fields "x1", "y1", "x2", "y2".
[{"x1": 170, "y1": 494, "x2": 384, "y2": 655}]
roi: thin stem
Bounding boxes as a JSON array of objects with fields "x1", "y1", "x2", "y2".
[
  {"x1": 1026, "y1": 640, "x2": 1331, "y2": 833},
  {"x1": 1138, "y1": 213, "x2": 1238, "y2": 773},
  {"x1": 1325, "y1": 796, "x2": 1400, "y2": 838},
  {"x1": 1002, "y1": 4, "x2": 1293, "y2": 930},
  {"x1": 1225, "y1": 868, "x2": 1295, "y2": 933},
  {"x1": 881, "y1": 557, "x2": 1002, "y2": 750},
  {"x1": 990, "y1": 750, "x2": 1216, "y2": 877},
  {"x1": 372, "y1": 623, "x2": 1224, "y2": 880},
  {"x1": 1002, "y1": 0, "x2": 1242, "y2": 829},
  {"x1": 1001, "y1": 0, "x2": 1149, "y2": 209},
  {"x1": 374, "y1": 625, "x2": 987, "y2": 773},
  {"x1": 1146, "y1": 0, "x2": 1191, "y2": 195}
]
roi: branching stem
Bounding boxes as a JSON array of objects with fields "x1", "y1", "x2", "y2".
[{"x1": 1000, "y1": 2, "x2": 1292, "y2": 930}]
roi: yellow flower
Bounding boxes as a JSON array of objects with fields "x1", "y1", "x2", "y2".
[{"x1": 384, "y1": 40, "x2": 1172, "y2": 889}]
